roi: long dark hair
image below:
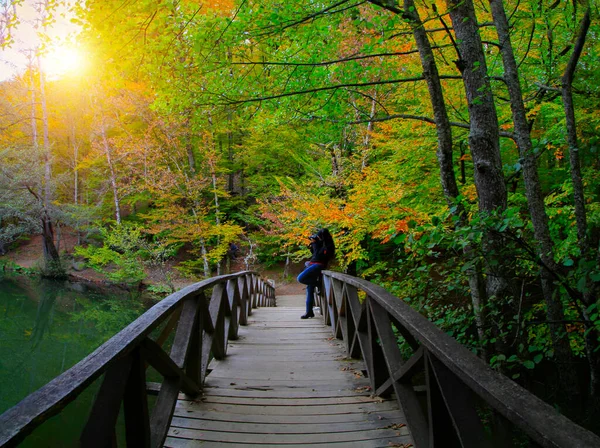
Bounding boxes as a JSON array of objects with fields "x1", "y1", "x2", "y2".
[{"x1": 317, "y1": 228, "x2": 335, "y2": 261}]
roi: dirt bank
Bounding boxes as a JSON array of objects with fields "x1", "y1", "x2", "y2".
[{"x1": 1, "y1": 231, "x2": 306, "y2": 295}]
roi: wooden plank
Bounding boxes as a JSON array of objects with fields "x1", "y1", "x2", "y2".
[
  {"x1": 164, "y1": 436, "x2": 408, "y2": 448},
  {"x1": 149, "y1": 383, "x2": 388, "y2": 399},
  {"x1": 172, "y1": 409, "x2": 402, "y2": 425},
  {"x1": 207, "y1": 361, "x2": 364, "y2": 371},
  {"x1": 167, "y1": 426, "x2": 411, "y2": 445},
  {"x1": 174, "y1": 400, "x2": 400, "y2": 415},
  {"x1": 199, "y1": 388, "x2": 371, "y2": 399},
  {"x1": 182, "y1": 395, "x2": 386, "y2": 406},
  {"x1": 170, "y1": 416, "x2": 407, "y2": 434},
  {"x1": 204, "y1": 370, "x2": 363, "y2": 381},
  {"x1": 167, "y1": 295, "x2": 410, "y2": 448},
  {"x1": 202, "y1": 377, "x2": 370, "y2": 389},
  {"x1": 209, "y1": 351, "x2": 360, "y2": 359}
]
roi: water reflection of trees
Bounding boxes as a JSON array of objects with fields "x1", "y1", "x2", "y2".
[{"x1": 31, "y1": 279, "x2": 61, "y2": 349}]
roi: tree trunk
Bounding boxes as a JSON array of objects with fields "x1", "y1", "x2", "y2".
[
  {"x1": 41, "y1": 214, "x2": 60, "y2": 264},
  {"x1": 445, "y1": 0, "x2": 513, "y2": 309},
  {"x1": 284, "y1": 254, "x2": 290, "y2": 278},
  {"x1": 561, "y1": 7, "x2": 591, "y2": 256},
  {"x1": 200, "y1": 238, "x2": 209, "y2": 278},
  {"x1": 227, "y1": 112, "x2": 235, "y2": 193},
  {"x1": 72, "y1": 130, "x2": 79, "y2": 206},
  {"x1": 560, "y1": 7, "x2": 599, "y2": 398},
  {"x1": 361, "y1": 91, "x2": 377, "y2": 170},
  {"x1": 35, "y1": 52, "x2": 61, "y2": 272},
  {"x1": 39, "y1": 54, "x2": 51, "y2": 213},
  {"x1": 29, "y1": 55, "x2": 38, "y2": 152},
  {"x1": 489, "y1": 0, "x2": 577, "y2": 396},
  {"x1": 399, "y1": 0, "x2": 490, "y2": 353},
  {"x1": 370, "y1": 0, "x2": 491, "y2": 353},
  {"x1": 100, "y1": 120, "x2": 122, "y2": 225}
]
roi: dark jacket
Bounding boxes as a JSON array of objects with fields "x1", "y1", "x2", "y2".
[{"x1": 309, "y1": 240, "x2": 331, "y2": 266}]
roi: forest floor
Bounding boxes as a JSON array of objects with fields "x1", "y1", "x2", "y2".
[{"x1": 1, "y1": 230, "x2": 305, "y2": 296}]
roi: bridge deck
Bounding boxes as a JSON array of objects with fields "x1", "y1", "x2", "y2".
[{"x1": 164, "y1": 294, "x2": 412, "y2": 447}]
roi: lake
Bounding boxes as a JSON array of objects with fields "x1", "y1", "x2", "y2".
[{"x1": 0, "y1": 274, "x2": 147, "y2": 446}]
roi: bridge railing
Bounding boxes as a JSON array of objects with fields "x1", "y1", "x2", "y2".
[
  {"x1": 317, "y1": 271, "x2": 600, "y2": 448},
  {"x1": 0, "y1": 271, "x2": 275, "y2": 448}
]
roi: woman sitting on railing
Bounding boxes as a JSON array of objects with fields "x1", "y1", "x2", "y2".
[{"x1": 297, "y1": 228, "x2": 335, "y2": 319}]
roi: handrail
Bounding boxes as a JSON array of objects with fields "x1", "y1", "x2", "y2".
[
  {"x1": 0, "y1": 271, "x2": 275, "y2": 448},
  {"x1": 318, "y1": 271, "x2": 600, "y2": 448}
]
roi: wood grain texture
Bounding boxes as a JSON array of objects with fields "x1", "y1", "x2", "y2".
[
  {"x1": 0, "y1": 272, "x2": 274, "y2": 448},
  {"x1": 167, "y1": 294, "x2": 412, "y2": 447}
]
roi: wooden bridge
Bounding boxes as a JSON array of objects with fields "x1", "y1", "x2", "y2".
[{"x1": 1, "y1": 270, "x2": 599, "y2": 447}]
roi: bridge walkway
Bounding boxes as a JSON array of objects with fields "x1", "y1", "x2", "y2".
[{"x1": 165, "y1": 294, "x2": 412, "y2": 447}]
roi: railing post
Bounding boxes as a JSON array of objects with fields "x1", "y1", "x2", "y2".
[
  {"x1": 250, "y1": 274, "x2": 257, "y2": 309},
  {"x1": 80, "y1": 356, "x2": 133, "y2": 447},
  {"x1": 369, "y1": 299, "x2": 429, "y2": 447},
  {"x1": 258, "y1": 279, "x2": 265, "y2": 307},
  {"x1": 123, "y1": 348, "x2": 151, "y2": 447},
  {"x1": 209, "y1": 284, "x2": 228, "y2": 360},
  {"x1": 322, "y1": 274, "x2": 332, "y2": 326},
  {"x1": 238, "y1": 276, "x2": 249, "y2": 325},
  {"x1": 227, "y1": 278, "x2": 241, "y2": 340},
  {"x1": 186, "y1": 293, "x2": 204, "y2": 386},
  {"x1": 426, "y1": 354, "x2": 492, "y2": 448},
  {"x1": 330, "y1": 278, "x2": 344, "y2": 339}
]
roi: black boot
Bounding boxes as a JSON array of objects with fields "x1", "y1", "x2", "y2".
[{"x1": 300, "y1": 312, "x2": 315, "y2": 319}]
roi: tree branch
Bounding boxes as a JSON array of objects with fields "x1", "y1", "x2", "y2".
[
  {"x1": 254, "y1": 0, "x2": 362, "y2": 36},
  {"x1": 367, "y1": 0, "x2": 404, "y2": 15},
  {"x1": 561, "y1": 7, "x2": 591, "y2": 87},
  {"x1": 227, "y1": 50, "x2": 421, "y2": 67},
  {"x1": 218, "y1": 76, "x2": 427, "y2": 104}
]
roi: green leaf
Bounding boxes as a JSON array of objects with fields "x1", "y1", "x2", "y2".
[
  {"x1": 533, "y1": 354, "x2": 543, "y2": 364},
  {"x1": 523, "y1": 360, "x2": 535, "y2": 369}
]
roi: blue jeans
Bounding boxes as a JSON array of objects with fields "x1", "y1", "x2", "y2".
[{"x1": 297, "y1": 263, "x2": 323, "y2": 315}]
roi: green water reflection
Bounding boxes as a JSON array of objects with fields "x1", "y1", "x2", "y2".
[{"x1": 0, "y1": 274, "x2": 145, "y2": 446}]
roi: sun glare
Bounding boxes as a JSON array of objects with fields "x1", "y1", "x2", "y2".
[{"x1": 42, "y1": 45, "x2": 86, "y2": 78}]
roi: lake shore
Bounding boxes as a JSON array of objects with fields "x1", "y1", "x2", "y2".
[{"x1": 1, "y1": 231, "x2": 305, "y2": 296}]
